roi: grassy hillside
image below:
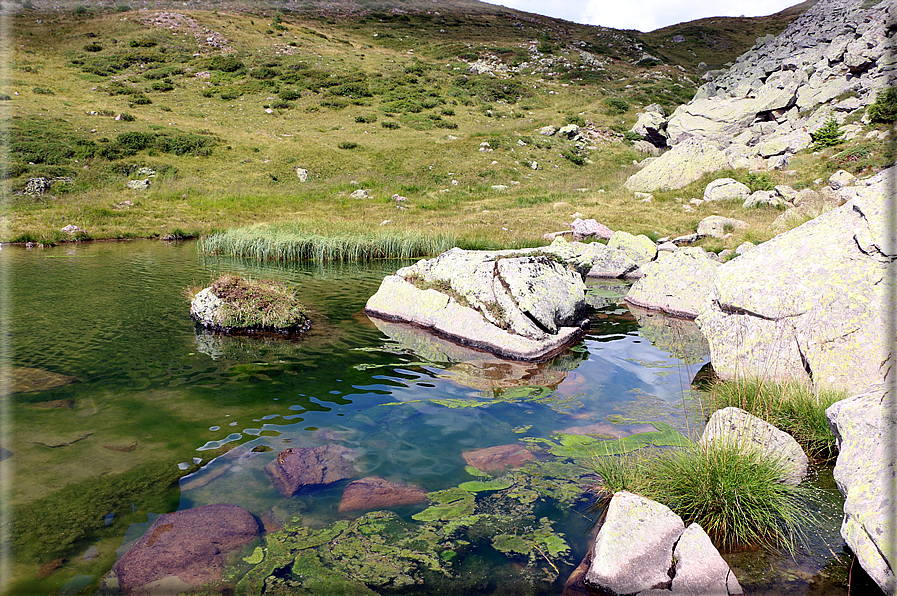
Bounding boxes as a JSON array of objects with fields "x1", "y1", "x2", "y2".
[{"x1": 1, "y1": 0, "x2": 819, "y2": 250}]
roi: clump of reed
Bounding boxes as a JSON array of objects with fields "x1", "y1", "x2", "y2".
[
  {"x1": 703, "y1": 378, "x2": 844, "y2": 460},
  {"x1": 199, "y1": 223, "x2": 460, "y2": 262},
  {"x1": 589, "y1": 439, "x2": 816, "y2": 555}
]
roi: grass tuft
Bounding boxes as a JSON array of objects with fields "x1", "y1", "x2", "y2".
[
  {"x1": 206, "y1": 274, "x2": 308, "y2": 331},
  {"x1": 590, "y1": 440, "x2": 816, "y2": 554}
]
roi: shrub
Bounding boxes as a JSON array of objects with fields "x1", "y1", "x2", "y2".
[
  {"x1": 250, "y1": 66, "x2": 279, "y2": 80},
  {"x1": 602, "y1": 97, "x2": 629, "y2": 115},
  {"x1": 867, "y1": 87, "x2": 897, "y2": 123},
  {"x1": 129, "y1": 39, "x2": 157, "y2": 48},
  {"x1": 742, "y1": 171, "x2": 774, "y2": 192},
  {"x1": 207, "y1": 56, "x2": 244, "y2": 73},
  {"x1": 84, "y1": 43, "x2": 103, "y2": 52},
  {"x1": 561, "y1": 149, "x2": 585, "y2": 165},
  {"x1": 338, "y1": 141, "x2": 358, "y2": 149},
  {"x1": 32, "y1": 87, "x2": 54, "y2": 95},
  {"x1": 623, "y1": 130, "x2": 642, "y2": 141},
  {"x1": 278, "y1": 88, "x2": 301, "y2": 101},
  {"x1": 811, "y1": 118, "x2": 843, "y2": 149},
  {"x1": 565, "y1": 114, "x2": 586, "y2": 127},
  {"x1": 118, "y1": 112, "x2": 135, "y2": 122},
  {"x1": 131, "y1": 96, "x2": 152, "y2": 105},
  {"x1": 151, "y1": 81, "x2": 174, "y2": 92},
  {"x1": 381, "y1": 121, "x2": 400, "y2": 129},
  {"x1": 271, "y1": 101, "x2": 294, "y2": 110},
  {"x1": 355, "y1": 115, "x2": 377, "y2": 123}
]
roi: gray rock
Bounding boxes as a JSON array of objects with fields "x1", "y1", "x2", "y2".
[
  {"x1": 608, "y1": 231, "x2": 657, "y2": 265},
  {"x1": 350, "y1": 189, "x2": 371, "y2": 199},
  {"x1": 696, "y1": 216, "x2": 748, "y2": 239},
  {"x1": 755, "y1": 130, "x2": 813, "y2": 157},
  {"x1": 585, "y1": 491, "x2": 684, "y2": 594},
  {"x1": 696, "y1": 176, "x2": 893, "y2": 394},
  {"x1": 126, "y1": 179, "x2": 150, "y2": 190},
  {"x1": 624, "y1": 247, "x2": 721, "y2": 319},
  {"x1": 827, "y1": 386, "x2": 897, "y2": 594},
  {"x1": 570, "y1": 218, "x2": 613, "y2": 241},
  {"x1": 265, "y1": 445, "x2": 358, "y2": 497},
  {"x1": 828, "y1": 169, "x2": 857, "y2": 190},
  {"x1": 61, "y1": 224, "x2": 82, "y2": 234},
  {"x1": 24, "y1": 177, "x2": 51, "y2": 196},
  {"x1": 630, "y1": 104, "x2": 668, "y2": 147},
  {"x1": 672, "y1": 523, "x2": 744, "y2": 595},
  {"x1": 558, "y1": 124, "x2": 581, "y2": 139},
  {"x1": 624, "y1": 138, "x2": 729, "y2": 192},
  {"x1": 735, "y1": 241, "x2": 756, "y2": 255},
  {"x1": 538, "y1": 125, "x2": 557, "y2": 136},
  {"x1": 365, "y1": 245, "x2": 590, "y2": 361},
  {"x1": 703, "y1": 178, "x2": 751, "y2": 202},
  {"x1": 656, "y1": 241, "x2": 677, "y2": 252},
  {"x1": 743, "y1": 190, "x2": 786, "y2": 209},
  {"x1": 189, "y1": 288, "x2": 222, "y2": 328},
  {"x1": 296, "y1": 167, "x2": 309, "y2": 182},
  {"x1": 136, "y1": 167, "x2": 156, "y2": 178},
  {"x1": 701, "y1": 407, "x2": 809, "y2": 485},
  {"x1": 774, "y1": 185, "x2": 798, "y2": 202}
]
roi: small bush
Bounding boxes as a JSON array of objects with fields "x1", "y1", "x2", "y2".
[
  {"x1": 338, "y1": 141, "x2": 358, "y2": 149},
  {"x1": 381, "y1": 121, "x2": 400, "y2": 129},
  {"x1": 250, "y1": 66, "x2": 280, "y2": 80},
  {"x1": 129, "y1": 39, "x2": 157, "y2": 48},
  {"x1": 131, "y1": 96, "x2": 152, "y2": 105},
  {"x1": 602, "y1": 97, "x2": 629, "y2": 115},
  {"x1": 32, "y1": 87, "x2": 54, "y2": 95},
  {"x1": 151, "y1": 81, "x2": 174, "y2": 92},
  {"x1": 219, "y1": 90, "x2": 240, "y2": 101},
  {"x1": 623, "y1": 130, "x2": 642, "y2": 141},
  {"x1": 271, "y1": 101, "x2": 294, "y2": 110},
  {"x1": 84, "y1": 43, "x2": 103, "y2": 52},
  {"x1": 118, "y1": 112, "x2": 135, "y2": 121},
  {"x1": 207, "y1": 56, "x2": 244, "y2": 73},
  {"x1": 355, "y1": 115, "x2": 377, "y2": 124},
  {"x1": 565, "y1": 114, "x2": 586, "y2": 127},
  {"x1": 742, "y1": 171, "x2": 774, "y2": 192},
  {"x1": 867, "y1": 87, "x2": 897, "y2": 123},
  {"x1": 811, "y1": 118, "x2": 843, "y2": 149},
  {"x1": 561, "y1": 149, "x2": 585, "y2": 165},
  {"x1": 278, "y1": 88, "x2": 301, "y2": 101}
]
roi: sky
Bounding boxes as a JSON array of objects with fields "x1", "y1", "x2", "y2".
[{"x1": 485, "y1": 0, "x2": 805, "y2": 32}]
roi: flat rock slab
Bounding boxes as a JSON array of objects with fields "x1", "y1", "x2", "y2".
[
  {"x1": 113, "y1": 503, "x2": 259, "y2": 595},
  {"x1": 265, "y1": 445, "x2": 358, "y2": 497},
  {"x1": 462, "y1": 444, "x2": 537, "y2": 472},
  {"x1": 558, "y1": 421, "x2": 656, "y2": 439},
  {"x1": 338, "y1": 476, "x2": 428, "y2": 513}
]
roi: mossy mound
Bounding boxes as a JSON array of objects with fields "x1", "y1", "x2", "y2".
[{"x1": 189, "y1": 275, "x2": 311, "y2": 336}]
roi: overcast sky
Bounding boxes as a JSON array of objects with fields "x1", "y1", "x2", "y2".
[{"x1": 485, "y1": 0, "x2": 804, "y2": 32}]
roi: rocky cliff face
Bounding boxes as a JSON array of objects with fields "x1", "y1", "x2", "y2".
[
  {"x1": 668, "y1": 0, "x2": 895, "y2": 146},
  {"x1": 629, "y1": 0, "x2": 895, "y2": 188}
]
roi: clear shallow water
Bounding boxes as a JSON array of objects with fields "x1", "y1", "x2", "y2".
[{"x1": 3, "y1": 240, "x2": 854, "y2": 595}]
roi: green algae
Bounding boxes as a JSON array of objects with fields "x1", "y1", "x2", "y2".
[
  {"x1": 458, "y1": 478, "x2": 514, "y2": 492},
  {"x1": 546, "y1": 421, "x2": 689, "y2": 458},
  {"x1": 412, "y1": 487, "x2": 476, "y2": 522}
]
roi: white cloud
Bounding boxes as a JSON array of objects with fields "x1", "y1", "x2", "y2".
[{"x1": 487, "y1": 0, "x2": 802, "y2": 32}]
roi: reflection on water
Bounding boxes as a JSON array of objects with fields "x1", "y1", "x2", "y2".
[{"x1": 3, "y1": 240, "x2": 849, "y2": 595}]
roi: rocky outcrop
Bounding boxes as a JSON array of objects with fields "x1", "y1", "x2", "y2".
[
  {"x1": 624, "y1": 247, "x2": 721, "y2": 319},
  {"x1": 607, "y1": 231, "x2": 657, "y2": 265},
  {"x1": 826, "y1": 385, "x2": 896, "y2": 594},
  {"x1": 265, "y1": 445, "x2": 358, "y2": 497},
  {"x1": 583, "y1": 491, "x2": 742, "y2": 595},
  {"x1": 112, "y1": 504, "x2": 260, "y2": 595},
  {"x1": 365, "y1": 243, "x2": 594, "y2": 361},
  {"x1": 338, "y1": 477, "x2": 428, "y2": 513},
  {"x1": 701, "y1": 407, "x2": 809, "y2": 485},
  {"x1": 696, "y1": 215, "x2": 749, "y2": 239},
  {"x1": 630, "y1": 103, "x2": 668, "y2": 147},
  {"x1": 696, "y1": 170, "x2": 893, "y2": 394}
]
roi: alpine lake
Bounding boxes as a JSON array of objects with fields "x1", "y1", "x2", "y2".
[{"x1": 3, "y1": 240, "x2": 859, "y2": 596}]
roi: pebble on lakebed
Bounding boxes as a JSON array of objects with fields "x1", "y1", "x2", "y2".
[{"x1": 189, "y1": 274, "x2": 311, "y2": 336}]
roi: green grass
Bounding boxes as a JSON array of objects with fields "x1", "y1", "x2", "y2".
[
  {"x1": 702, "y1": 379, "x2": 845, "y2": 460},
  {"x1": 589, "y1": 440, "x2": 817, "y2": 554},
  {"x1": 199, "y1": 223, "x2": 462, "y2": 261},
  {"x1": 203, "y1": 274, "x2": 309, "y2": 331}
]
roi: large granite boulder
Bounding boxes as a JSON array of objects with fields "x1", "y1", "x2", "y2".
[
  {"x1": 365, "y1": 244, "x2": 590, "y2": 361},
  {"x1": 696, "y1": 171, "x2": 893, "y2": 394},
  {"x1": 623, "y1": 138, "x2": 730, "y2": 192},
  {"x1": 624, "y1": 247, "x2": 721, "y2": 319},
  {"x1": 112, "y1": 504, "x2": 260, "y2": 595},
  {"x1": 701, "y1": 407, "x2": 809, "y2": 485},
  {"x1": 703, "y1": 178, "x2": 751, "y2": 203},
  {"x1": 265, "y1": 445, "x2": 358, "y2": 497},
  {"x1": 826, "y1": 386, "x2": 896, "y2": 594},
  {"x1": 630, "y1": 104, "x2": 668, "y2": 147},
  {"x1": 584, "y1": 491, "x2": 742, "y2": 595},
  {"x1": 607, "y1": 231, "x2": 657, "y2": 266}
]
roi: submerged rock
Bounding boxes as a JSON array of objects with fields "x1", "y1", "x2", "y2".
[
  {"x1": 265, "y1": 445, "x2": 358, "y2": 497},
  {"x1": 338, "y1": 476, "x2": 428, "y2": 513},
  {"x1": 2, "y1": 366, "x2": 77, "y2": 396},
  {"x1": 827, "y1": 385, "x2": 896, "y2": 594},
  {"x1": 112, "y1": 503, "x2": 259, "y2": 595},
  {"x1": 462, "y1": 444, "x2": 538, "y2": 472}
]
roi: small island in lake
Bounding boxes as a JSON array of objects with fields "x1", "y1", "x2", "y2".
[{"x1": 189, "y1": 274, "x2": 311, "y2": 336}]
